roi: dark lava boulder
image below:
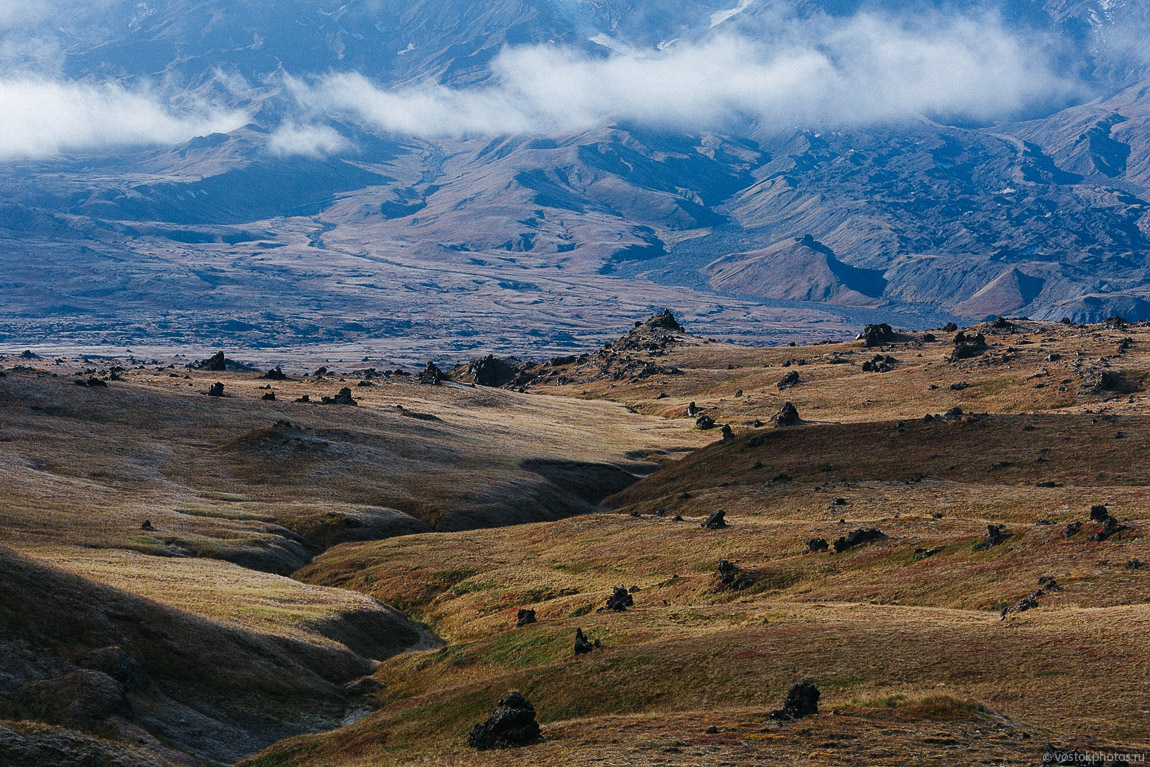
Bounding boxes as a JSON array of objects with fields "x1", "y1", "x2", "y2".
[
  {"x1": 198, "y1": 351, "x2": 227, "y2": 371},
  {"x1": 649, "y1": 309, "x2": 682, "y2": 331},
  {"x1": 467, "y1": 692, "x2": 542, "y2": 750},
  {"x1": 769, "y1": 681, "x2": 820, "y2": 720},
  {"x1": 516, "y1": 609, "x2": 536, "y2": 627},
  {"x1": 459, "y1": 355, "x2": 525, "y2": 388},
  {"x1": 777, "y1": 371, "x2": 800, "y2": 389},
  {"x1": 1000, "y1": 596, "x2": 1039, "y2": 619},
  {"x1": 573, "y1": 628, "x2": 594, "y2": 655},
  {"x1": 695, "y1": 414, "x2": 716, "y2": 430},
  {"x1": 263, "y1": 366, "x2": 286, "y2": 380},
  {"x1": 323, "y1": 387, "x2": 357, "y2": 405},
  {"x1": 1090, "y1": 515, "x2": 1124, "y2": 542},
  {"x1": 832, "y1": 528, "x2": 886, "y2": 553},
  {"x1": 773, "y1": 402, "x2": 801, "y2": 427},
  {"x1": 1090, "y1": 370, "x2": 1138, "y2": 394},
  {"x1": 858, "y1": 323, "x2": 895, "y2": 347},
  {"x1": 949, "y1": 332, "x2": 988, "y2": 361},
  {"x1": 419, "y1": 362, "x2": 444, "y2": 385},
  {"x1": 973, "y1": 524, "x2": 1009, "y2": 551},
  {"x1": 701, "y1": 510, "x2": 728, "y2": 529},
  {"x1": 804, "y1": 538, "x2": 830, "y2": 554},
  {"x1": 605, "y1": 586, "x2": 634, "y2": 612},
  {"x1": 862, "y1": 354, "x2": 898, "y2": 373},
  {"x1": 1103, "y1": 315, "x2": 1128, "y2": 330}
]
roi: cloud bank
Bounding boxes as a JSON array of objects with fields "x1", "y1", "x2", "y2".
[
  {"x1": 0, "y1": 78, "x2": 246, "y2": 160},
  {"x1": 287, "y1": 11, "x2": 1077, "y2": 140}
]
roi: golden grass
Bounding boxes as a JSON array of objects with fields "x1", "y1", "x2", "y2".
[{"x1": 6, "y1": 319, "x2": 1150, "y2": 766}]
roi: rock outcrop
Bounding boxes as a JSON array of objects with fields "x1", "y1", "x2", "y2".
[
  {"x1": 467, "y1": 692, "x2": 543, "y2": 750},
  {"x1": 769, "y1": 681, "x2": 820, "y2": 720}
]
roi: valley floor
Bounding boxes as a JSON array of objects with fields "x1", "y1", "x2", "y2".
[{"x1": 2, "y1": 314, "x2": 1149, "y2": 766}]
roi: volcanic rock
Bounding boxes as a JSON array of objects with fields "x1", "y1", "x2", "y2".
[
  {"x1": 1001, "y1": 596, "x2": 1039, "y2": 619},
  {"x1": 949, "y1": 332, "x2": 988, "y2": 361},
  {"x1": 833, "y1": 528, "x2": 886, "y2": 553},
  {"x1": 769, "y1": 681, "x2": 820, "y2": 720},
  {"x1": 773, "y1": 402, "x2": 801, "y2": 427},
  {"x1": 1103, "y1": 315, "x2": 1128, "y2": 329},
  {"x1": 323, "y1": 387, "x2": 357, "y2": 406},
  {"x1": 198, "y1": 351, "x2": 227, "y2": 371},
  {"x1": 263, "y1": 366, "x2": 286, "y2": 380},
  {"x1": 605, "y1": 586, "x2": 634, "y2": 611},
  {"x1": 858, "y1": 323, "x2": 895, "y2": 347},
  {"x1": 459, "y1": 355, "x2": 525, "y2": 387},
  {"x1": 419, "y1": 362, "x2": 444, "y2": 385},
  {"x1": 973, "y1": 524, "x2": 1009, "y2": 551},
  {"x1": 1090, "y1": 370, "x2": 1137, "y2": 394},
  {"x1": 804, "y1": 538, "x2": 830, "y2": 554},
  {"x1": 695, "y1": 414, "x2": 716, "y2": 430},
  {"x1": 467, "y1": 692, "x2": 542, "y2": 750},
  {"x1": 862, "y1": 354, "x2": 898, "y2": 372},
  {"x1": 573, "y1": 628, "x2": 594, "y2": 655},
  {"x1": 701, "y1": 510, "x2": 728, "y2": 530},
  {"x1": 647, "y1": 309, "x2": 683, "y2": 331},
  {"x1": 777, "y1": 371, "x2": 800, "y2": 389},
  {"x1": 1090, "y1": 514, "x2": 1124, "y2": 542},
  {"x1": 516, "y1": 609, "x2": 536, "y2": 627}
]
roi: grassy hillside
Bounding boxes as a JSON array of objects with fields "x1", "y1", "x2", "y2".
[
  {"x1": 0, "y1": 359, "x2": 706, "y2": 764},
  {"x1": 240, "y1": 316, "x2": 1150, "y2": 766}
]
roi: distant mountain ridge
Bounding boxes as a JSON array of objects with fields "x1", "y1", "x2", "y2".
[{"x1": 1, "y1": 0, "x2": 1149, "y2": 355}]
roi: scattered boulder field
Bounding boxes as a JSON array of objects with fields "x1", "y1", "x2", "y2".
[{"x1": 3, "y1": 310, "x2": 1150, "y2": 767}]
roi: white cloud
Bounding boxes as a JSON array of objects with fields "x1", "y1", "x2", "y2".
[
  {"x1": 0, "y1": 78, "x2": 247, "y2": 160},
  {"x1": 266, "y1": 123, "x2": 350, "y2": 158},
  {"x1": 287, "y1": 11, "x2": 1078, "y2": 139}
]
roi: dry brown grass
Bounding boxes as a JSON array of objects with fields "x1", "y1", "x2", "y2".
[
  {"x1": 6, "y1": 319, "x2": 1150, "y2": 767},
  {"x1": 527, "y1": 319, "x2": 1150, "y2": 427}
]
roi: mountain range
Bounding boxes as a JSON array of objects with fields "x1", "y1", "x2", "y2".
[{"x1": 1, "y1": 0, "x2": 1149, "y2": 359}]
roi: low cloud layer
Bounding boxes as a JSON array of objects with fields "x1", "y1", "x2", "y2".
[
  {"x1": 289, "y1": 11, "x2": 1077, "y2": 140},
  {"x1": 267, "y1": 123, "x2": 350, "y2": 158},
  {"x1": 0, "y1": 78, "x2": 246, "y2": 160}
]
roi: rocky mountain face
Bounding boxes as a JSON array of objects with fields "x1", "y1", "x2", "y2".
[{"x1": 1, "y1": 0, "x2": 1149, "y2": 355}]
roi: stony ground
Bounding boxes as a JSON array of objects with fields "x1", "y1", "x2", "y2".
[{"x1": 3, "y1": 314, "x2": 1150, "y2": 766}]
